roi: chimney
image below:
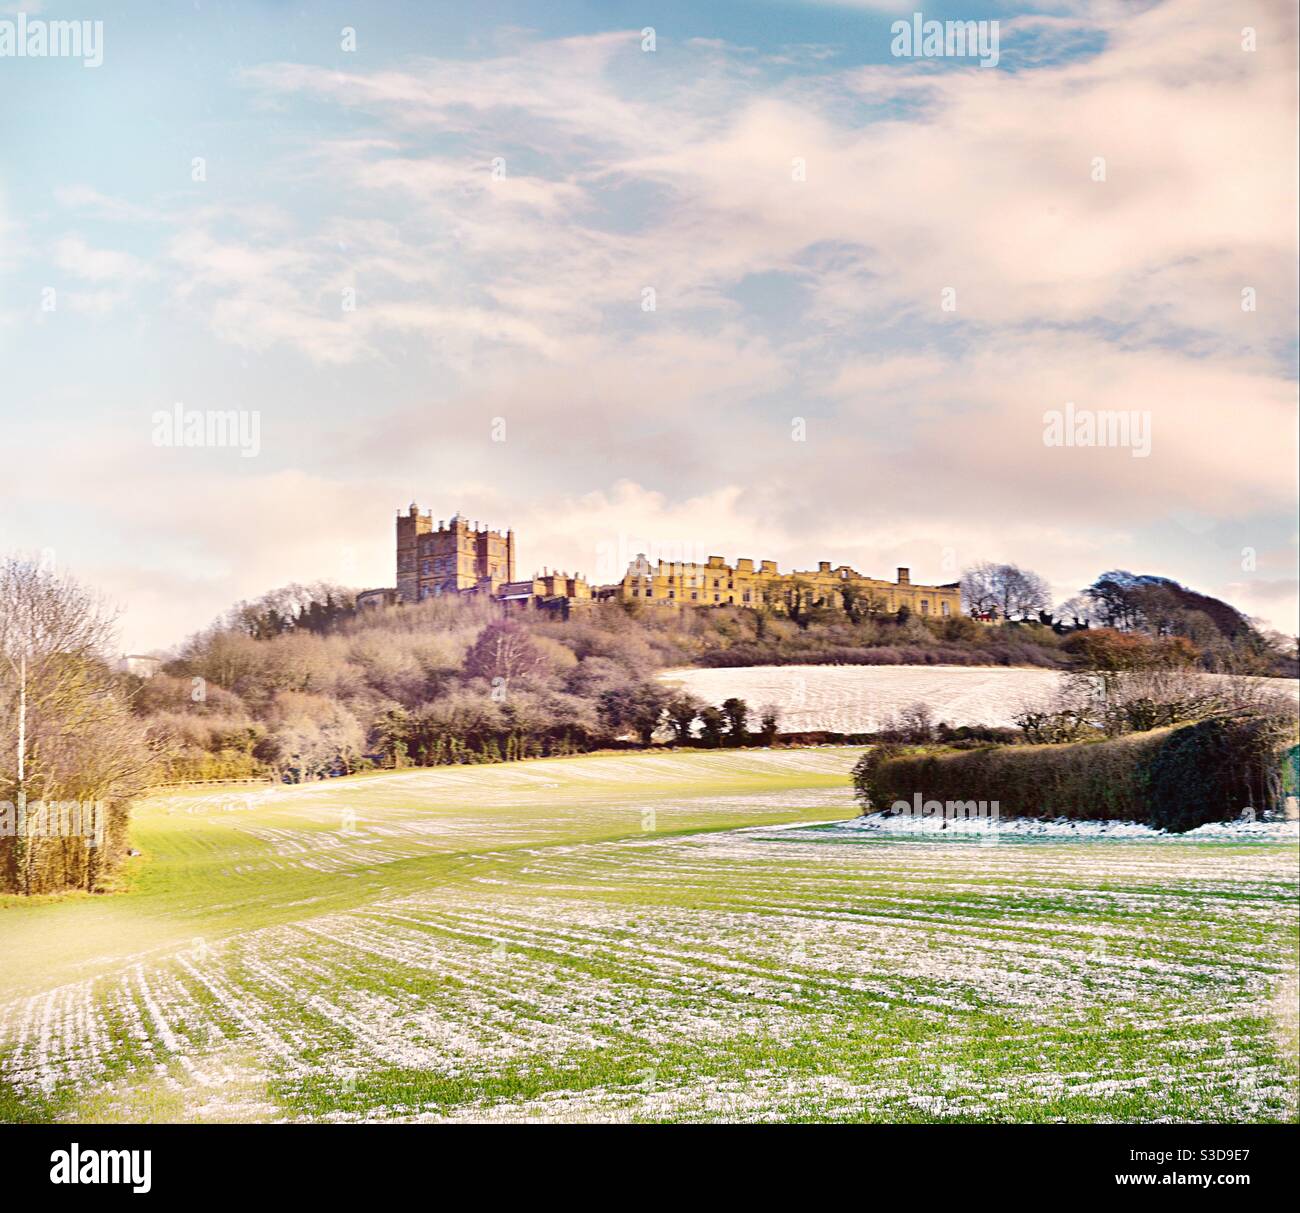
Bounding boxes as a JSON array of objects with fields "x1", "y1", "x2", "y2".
[{"x1": 897, "y1": 567, "x2": 910, "y2": 585}]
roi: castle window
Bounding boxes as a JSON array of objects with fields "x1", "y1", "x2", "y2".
[
  {"x1": 743, "y1": 591, "x2": 751, "y2": 603},
  {"x1": 920, "y1": 600, "x2": 930, "y2": 614},
  {"x1": 713, "y1": 579, "x2": 720, "y2": 588},
  {"x1": 668, "y1": 590, "x2": 675, "y2": 599},
  {"x1": 691, "y1": 592, "x2": 698, "y2": 601},
  {"x1": 713, "y1": 593, "x2": 720, "y2": 602},
  {"x1": 941, "y1": 601, "x2": 951, "y2": 616}
]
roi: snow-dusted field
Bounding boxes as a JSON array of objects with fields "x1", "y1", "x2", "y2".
[
  {"x1": 660, "y1": 664, "x2": 1300, "y2": 732},
  {"x1": 660, "y1": 664, "x2": 1062, "y2": 731},
  {"x1": 2, "y1": 748, "x2": 1296, "y2": 1124}
]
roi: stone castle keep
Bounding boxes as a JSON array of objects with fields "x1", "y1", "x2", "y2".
[
  {"x1": 375, "y1": 504, "x2": 961, "y2": 618},
  {"x1": 391, "y1": 506, "x2": 592, "y2": 610},
  {"x1": 396, "y1": 507, "x2": 516, "y2": 601}
]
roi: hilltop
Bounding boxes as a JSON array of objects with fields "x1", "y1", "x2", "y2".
[{"x1": 125, "y1": 568, "x2": 1294, "y2": 784}]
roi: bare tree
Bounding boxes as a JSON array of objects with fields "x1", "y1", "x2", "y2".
[
  {"x1": 462, "y1": 619, "x2": 545, "y2": 689},
  {"x1": 898, "y1": 701, "x2": 935, "y2": 743},
  {"x1": 1057, "y1": 594, "x2": 1092, "y2": 627},
  {"x1": 1016, "y1": 663, "x2": 1293, "y2": 742},
  {"x1": 961, "y1": 562, "x2": 1003, "y2": 617},
  {"x1": 0, "y1": 557, "x2": 153, "y2": 893},
  {"x1": 962, "y1": 562, "x2": 1051, "y2": 620}
]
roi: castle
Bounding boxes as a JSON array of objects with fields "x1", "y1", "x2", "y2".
[
  {"x1": 616, "y1": 554, "x2": 961, "y2": 618},
  {"x1": 380, "y1": 505, "x2": 592, "y2": 612},
  {"x1": 363, "y1": 504, "x2": 961, "y2": 619}
]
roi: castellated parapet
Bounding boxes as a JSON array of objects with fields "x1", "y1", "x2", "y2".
[
  {"x1": 391, "y1": 504, "x2": 956, "y2": 618},
  {"x1": 396, "y1": 505, "x2": 516, "y2": 602},
  {"x1": 613, "y1": 554, "x2": 961, "y2": 619},
  {"x1": 395, "y1": 505, "x2": 591, "y2": 612}
]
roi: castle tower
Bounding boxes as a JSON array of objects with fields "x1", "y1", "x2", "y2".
[
  {"x1": 396, "y1": 503, "x2": 431, "y2": 603},
  {"x1": 398, "y1": 508, "x2": 517, "y2": 601}
]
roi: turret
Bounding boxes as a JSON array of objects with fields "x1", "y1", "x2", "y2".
[{"x1": 396, "y1": 504, "x2": 433, "y2": 602}]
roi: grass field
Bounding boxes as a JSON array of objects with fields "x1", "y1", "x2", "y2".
[{"x1": 1, "y1": 747, "x2": 1296, "y2": 1124}]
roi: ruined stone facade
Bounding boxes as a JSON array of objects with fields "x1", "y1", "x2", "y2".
[{"x1": 614, "y1": 554, "x2": 961, "y2": 619}]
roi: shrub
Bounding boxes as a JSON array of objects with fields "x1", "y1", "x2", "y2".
[
  {"x1": 696, "y1": 643, "x2": 1067, "y2": 669},
  {"x1": 858, "y1": 711, "x2": 1295, "y2": 831},
  {"x1": 1139, "y1": 715, "x2": 1294, "y2": 832},
  {"x1": 850, "y1": 743, "x2": 907, "y2": 813}
]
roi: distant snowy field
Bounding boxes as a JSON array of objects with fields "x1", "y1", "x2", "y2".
[
  {"x1": 659, "y1": 664, "x2": 1062, "y2": 731},
  {"x1": 659, "y1": 664, "x2": 1299, "y2": 732}
]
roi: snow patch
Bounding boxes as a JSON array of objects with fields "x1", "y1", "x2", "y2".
[{"x1": 837, "y1": 813, "x2": 1300, "y2": 841}]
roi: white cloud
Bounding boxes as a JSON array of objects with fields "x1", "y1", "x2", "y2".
[
  {"x1": 6, "y1": 0, "x2": 1296, "y2": 643},
  {"x1": 53, "y1": 235, "x2": 150, "y2": 283}
]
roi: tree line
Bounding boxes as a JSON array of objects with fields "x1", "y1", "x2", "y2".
[{"x1": 2, "y1": 551, "x2": 1292, "y2": 893}]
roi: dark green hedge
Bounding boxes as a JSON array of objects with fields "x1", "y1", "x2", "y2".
[{"x1": 853, "y1": 714, "x2": 1295, "y2": 832}]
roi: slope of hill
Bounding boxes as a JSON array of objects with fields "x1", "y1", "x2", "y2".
[
  {"x1": 660, "y1": 664, "x2": 1300, "y2": 733},
  {"x1": 2, "y1": 748, "x2": 1294, "y2": 1125}
]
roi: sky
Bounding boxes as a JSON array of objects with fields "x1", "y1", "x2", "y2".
[{"x1": 0, "y1": 0, "x2": 1296, "y2": 653}]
